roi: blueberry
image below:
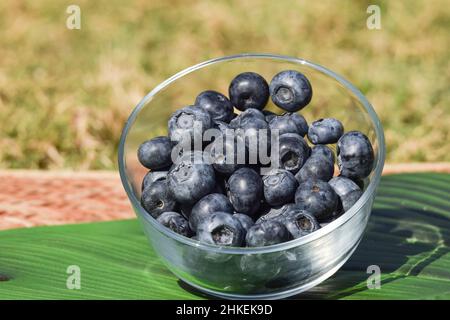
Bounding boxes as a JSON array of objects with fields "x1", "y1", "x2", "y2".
[
  {"x1": 307, "y1": 118, "x2": 344, "y2": 144},
  {"x1": 337, "y1": 131, "x2": 374, "y2": 179},
  {"x1": 229, "y1": 108, "x2": 266, "y2": 128},
  {"x1": 269, "y1": 70, "x2": 312, "y2": 112},
  {"x1": 348, "y1": 176, "x2": 365, "y2": 190},
  {"x1": 171, "y1": 149, "x2": 207, "y2": 167},
  {"x1": 328, "y1": 176, "x2": 363, "y2": 212},
  {"x1": 262, "y1": 169, "x2": 298, "y2": 206},
  {"x1": 197, "y1": 212, "x2": 245, "y2": 247},
  {"x1": 229, "y1": 72, "x2": 269, "y2": 111},
  {"x1": 283, "y1": 209, "x2": 320, "y2": 239},
  {"x1": 255, "y1": 203, "x2": 302, "y2": 224},
  {"x1": 208, "y1": 133, "x2": 245, "y2": 175},
  {"x1": 195, "y1": 90, "x2": 234, "y2": 123},
  {"x1": 269, "y1": 113, "x2": 308, "y2": 137},
  {"x1": 227, "y1": 168, "x2": 263, "y2": 216},
  {"x1": 157, "y1": 211, "x2": 192, "y2": 237},
  {"x1": 262, "y1": 110, "x2": 277, "y2": 123},
  {"x1": 276, "y1": 133, "x2": 311, "y2": 173},
  {"x1": 254, "y1": 203, "x2": 281, "y2": 223},
  {"x1": 233, "y1": 213, "x2": 254, "y2": 233},
  {"x1": 168, "y1": 105, "x2": 212, "y2": 143},
  {"x1": 310, "y1": 144, "x2": 335, "y2": 163},
  {"x1": 295, "y1": 151, "x2": 334, "y2": 183},
  {"x1": 137, "y1": 136, "x2": 173, "y2": 170},
  {"x1": 141, "y1": 180, "x2": 178, "y2": 218},
  {"x1": 189, "y1": 193, "x2": 234, "y2": 232},
  {"x1": 214, "y1": 120, "x2": 231, "y2": 134},
  {"x1": 229, "y1": 109, "x2": 270, "y2": 154},
  {"x1": 246, "y1": 220, "x2": 290, "y2": 247},
  {"x1": 167, "y1": 156, "x2": 216, "y2": 204},
  {"x1": 320, "y1": 207, "x2": 345, "y2": 223},
  {"x1": 294, "y1": 179, "x2": 338, "y2": 221},
  {"x1": 287, "y1": 112, "x2": 309, "y2": 137},
  {"x1": 141, "y1": 170, "x2": 168, "y2": 191},
  {"x1": 180, "y1": 203, "x2": 194, "y2": 219}
]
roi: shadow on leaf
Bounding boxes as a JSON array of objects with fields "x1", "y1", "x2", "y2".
[{"x1": 297, "y1": 205, "x2": 450, "y2": 299}]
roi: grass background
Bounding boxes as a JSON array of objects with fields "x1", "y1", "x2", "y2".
[{"x1": 0, "y1": 0, "x2": 449, "y2": 170}]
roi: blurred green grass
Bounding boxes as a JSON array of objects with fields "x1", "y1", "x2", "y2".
[{"x1": 0, "y1": 0, "x2": 448, "y2": 169}]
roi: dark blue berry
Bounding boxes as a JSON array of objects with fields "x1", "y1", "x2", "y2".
[
  {"x1": 263, "y1": 169, "x2": 298, "y2": 206},
  {"x1": 195, "y1": 90, "x2": 234, "y2": 123},
  {"x1": 168, "y1": 105, "x2": 212, "y2": 143},
  {"x1": 229, "y1": 109, "x2": 271, "y2": 161},
  {"x1": 233, "y1": 213, "x2": 254, "y2": 233},
  {"x1": 310, "y1": 144, "x2": 335, "y2": 163},
  {"x1": 255, "y1": 203, "x2": 302, "y2": 224},
  {"x1": 180, "y1": 203, "x2": 194, "y2": 219},
  {"x1": 295, "y1": 149, "x2": 334, "y2": 183},
  {"x1": 197, "y1": 212, "x2": 245, "y2": 246},
  {"x1": 227, "y1": 168, "x2": 263, "y2": 217},
  {"x1": 167, "y1": 156, "x2": 216, "y2": 204},
  {"x1": 269, "y1": 113, "x2": 308, "y2": 137},
  {"x1": 157, "y1": 211, "x2": 192, "y2": 237},
  {"x1": 208, "y1": 133, "x2": 245, "y2": 175},
  {"x1": 214, "y1": 120, "x2": 231, "y2": 134},
  {"x1": 337, "y1": 131, "x2": 374, "y2": 179},
  {"x1": 239, "y1": 127, "x2": 270, "y2": 161},
  {"x1": 262, "y1": 110, "x2": 277, "y2": 123},
  {"x1": 141, "y1": 170, "x2": 168, "y2": 191},
  {"x1": 229, "y1": 72, "x2": 269, "y2": 111},
  {"x1": 307, "y1": 118, "x2": 344, "y2": 144},
  {"x1": 269, "y1": 70, "x2": 312, "y2": 112},
  {"x1": 289, "y1": 113, "x2": 309, "y2": 137},
  {"x1": 141, "y1": 180, "x2": 178, "y2": 218},
  {"x1": 294, "y1": 179, "x2": 338, "y2": 221},
  {"x1": 328, "y1": 176, "x2": 363, "y2": 212},
  {"x1": 232, "y1": 108, "x2": 266, "y2": 125},
  {"x1": 276, "y1": 133, "x2": 311, "y2": 173},
  {"x1": 282, "y1": 209, "x2": 320, "y2": 239},
  {"x1": 189, "y1": 193, "x2": 234, "y2": 232},
  {"x1": 246, "y1": 220, "x2": 290, "y2": 247},
  {"x1": 137, "y1": 136, "x2": 173, "y2": 170}
]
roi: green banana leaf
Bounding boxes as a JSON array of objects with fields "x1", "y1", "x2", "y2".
[{"x1": 0, "y1": 173, "x2": 449, "y2": 299}]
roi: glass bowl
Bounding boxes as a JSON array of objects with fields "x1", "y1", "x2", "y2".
[{"x1": 118, "y1": 53, "x2": 386, "y2": 299}]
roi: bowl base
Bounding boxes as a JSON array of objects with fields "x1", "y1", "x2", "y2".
[{"x1": 178, "y1": 239, "x2": 360, "y2": 300}]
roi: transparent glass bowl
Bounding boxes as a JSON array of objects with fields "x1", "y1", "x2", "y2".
[{"x1": 118, "y1": 54, "x2": 386, "y2": 299}]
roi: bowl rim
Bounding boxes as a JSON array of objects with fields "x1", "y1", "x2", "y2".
[{"x1": 118, "y1": 53, "x2": 386, "y2": 254}]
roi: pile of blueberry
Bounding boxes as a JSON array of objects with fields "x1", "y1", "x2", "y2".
[{"x1": 138, "y1": 70, "x2": 374, "y2": 248}]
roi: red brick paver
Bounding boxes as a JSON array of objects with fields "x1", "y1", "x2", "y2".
[
  {"x1": 0, "y1": 170, "x2": 133, "y2": 230},
  {"x1": 0, "y1": 163, "x2": 449, "y2": 230}
]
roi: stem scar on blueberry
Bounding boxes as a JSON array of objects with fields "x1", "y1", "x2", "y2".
[
  {"x1": 276, "y1": 87, "x2": 294, "y2": 103},
  {"x1": 212, "y1": 226, "x2": 234, "y2": 245},
  {"x1": 281, "y1": 151, "x2": 299, "y2": 168},
  {"x1": 297, "y1": 216, "x2": 312, "y2": 231}
]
